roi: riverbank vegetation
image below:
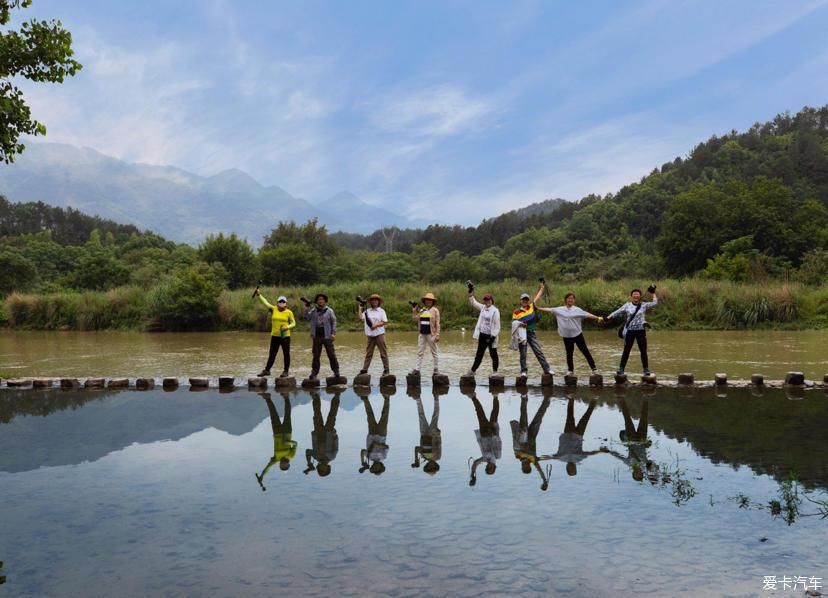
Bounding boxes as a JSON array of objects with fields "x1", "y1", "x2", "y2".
[{"x1": 1, "y1": 106, "x2": 827, "y2": 331}]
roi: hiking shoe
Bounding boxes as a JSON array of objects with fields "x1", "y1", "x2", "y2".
[
  {"x1": 382, "y1": 369, "x2": 390, "y2": 376},
  {"x1": 643, "y1": 369, "x2": 651, "y2": 376},
  {"x1": 279, "y1": 371, "x2": 289, "y2": 378},
  {"x1": 566, "y1": 371, "x2": 574, "y2": 377},
  {"x1": 358, "y1": 369, "x2": 368, "y2": 375},
  {"x1": 464, "y1": 369, "x2": 475, "y2": 377},
  {"x1": 258, "y1": 369, "x2": 271, "y2": 377},
  {"x1": 591, "y1": 368, "x2": 598, "y2": 374},
  {"x1": 520, "y1": 371, "x2": 528, "y2": 378},
  {"x1": 309, "y1": 373, "x2": 318, "y2": 381},
  {"x1": 616, "y1": 369, "x2": 624, "y2": 376},
  {"x1": 409, "y1": 369, "x2": 420, "y2": 376}
]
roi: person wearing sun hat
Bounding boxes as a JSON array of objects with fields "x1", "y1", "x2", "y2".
[
  {"x1": 410, "y1": 292, "x2": 441, "y2": 375},
  {"x1": 253, "y1": 288, "x2": 296, "y2": 377},
  {"x1": 358, "y1": 293, "x2": 390, "y2": 375},
  {"x1": 303, "y1": 292, "x2": 340, "y2": 380}
]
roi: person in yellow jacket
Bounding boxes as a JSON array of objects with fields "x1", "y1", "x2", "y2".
[
  {"x1": 253, "y1": 289, "x2": 296, "y2": 377},
  {"x1": 255, "y1": 393, "x2": 297, "y2": 491}
]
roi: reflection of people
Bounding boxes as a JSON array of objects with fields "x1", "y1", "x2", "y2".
[
  {"x1": 469, "y1": 392, "x2": 501, "y2": 486},
  {"x1": 608, "y1": 398, "x2": 658, "y2": 483},
  {"x1": 359, "y1": 393, "x2": 391, "y2": 475},
  {"x1": 358, "y1": 294, "x2": 390, "y2": 376},
  {"x1": 465, "y1": 291, "x2": 501, "y2": 376},
  {"x1": 410, "y1": 293, "x2": 441, "y2": 376},
  {"x1": 253, "y1": 291, "x2": 296, "y2": 377},
  {"x1": 511, "y1": 282, "x2": 551, "y2": 378},
  {"x1": 510, "y1": 394, "x2": 552, "y2": 490},
  {"x1": 536, "y1": 292, "x2": 602, "y2": 376},
  {"x1": 304, "y1": 391, "x2": 340, "y2": 477},
  {"x1": 552, "y1": 397, "x2": 600, "y2": 476},
  {"x1": 412, "y1": 392, "x2": 442, "y2": 475},
  {"x1": 608, "y1": 287, "x2": 658, "y2": 375},
  {"x1": 255, "y1": 393, "x2": 296, "y2": 491},
  {"x1": 303, "y1": 293, "x2": 340, "y2": 380}
]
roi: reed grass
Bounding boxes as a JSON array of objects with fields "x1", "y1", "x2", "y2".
[{"x1": 5, "y1": 279, "x2": 828, "y2": 331}]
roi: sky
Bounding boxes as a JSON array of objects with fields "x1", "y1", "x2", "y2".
[{"x1": 12, "y1": 0, "x2": 828, "y2": 223}]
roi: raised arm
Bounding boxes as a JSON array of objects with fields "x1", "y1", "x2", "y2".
[
  {"x1": 469, "y1": 295, "x2": 484, "y2": 311},
  {"x1": 258, "y1": 294, "x2": 275, "y2": 310},
  {"x1": 643, "y1": 293, "x2": 658, "y2": 309},
  {"x1": 533, "y1": 282, "x2": 545, "y2": 304}
]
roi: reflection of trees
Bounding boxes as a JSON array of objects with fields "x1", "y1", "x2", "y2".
[
  {"x1": 579, "y1": 388, "x2": 828, "y2": 491},
  {"x1": 0, "y1": 389, "x2": 120, "y2": 424}
]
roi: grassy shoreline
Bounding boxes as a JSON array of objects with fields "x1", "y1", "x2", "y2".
[{"x1": 3, "y1": 279, "x2": 828, "y2": 332}]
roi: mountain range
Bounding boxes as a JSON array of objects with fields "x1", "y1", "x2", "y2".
[{"x1": 0, "y1": 143, "x2": 431, "y2": 244}]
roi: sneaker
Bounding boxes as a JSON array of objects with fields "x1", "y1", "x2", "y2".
[
  {"x1": 258, "y1": 369, "x2": 271, "y2": 377},
  {"x1": 358, "y1": 369, "x2": 368, "y2": 375},
  {"x1": 591, "y1": 368, "x2": 598, "y2": 374},
  {"x1": 433, "y1": 370, "x2": 440, "y2": 376},
  {"x1": 566, "y1": 371, "x2": 574, "y2": 377},
  {"x1": 382, "y1": 369, "x2": 390, "y2": 376},
  {"x1": 409, "y1": 369, "x2": 420, "y2": 376},
  {"x1": 279, "y1": 371, "x2": 289, "y2": 378},
  {"x1": 309, "y1": 373, "x2": 318, "y2": 381},
  {"x1": 616, "y1": 369, "x2": 625, "y2": 376},
  {"x1": 520, "y1": 371, "x2": 528, "y2": 378},
  {"x1": 333, "y1": 372, "x2": 341, "y2": 378},
  {"x1": 464, "y1": 369, "x2": 475, "y2": 377},
  {"x1": 643, "y1": 369, "x2": 651, "y2": 376}
]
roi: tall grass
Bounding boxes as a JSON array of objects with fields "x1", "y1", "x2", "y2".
[{"x1": 4, "y1": 279, "x2": 828, "y2": 331}]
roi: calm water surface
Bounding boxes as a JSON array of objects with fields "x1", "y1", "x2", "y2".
[
  {"x1": 1, "y1": 385, "x2": 826, "y2": 596},
  {"x1": 1, "y1": 329, "x2": 827, "y2": 380}
]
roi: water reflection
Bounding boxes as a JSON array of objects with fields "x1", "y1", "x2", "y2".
[
  {"x1": 608, "y1": 398, "x2": 658, "y2": 483},
  {"x1": 551, "y1": 395, "x2": 599, "y2": 476},
  {"x1": 255, "y1": 393, "x2": 296, "y2": 490},
  {"x1": 411, "y1": 389, "x2": 442, "y2": 476},
  {"x1": 358, "y1": 392, "x2": 391, "y2": 475},
  {"x1": 467, "y1": 391, "x2": 501, "y2": 486},
  {"x1": 303, "y1": 391, "x2": 340, "y2": 477},
  {"x1": 510, "y1": 394, "x2": 552, "y2": 491}
]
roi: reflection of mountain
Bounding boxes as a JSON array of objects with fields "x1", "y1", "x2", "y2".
[
  {"x1": 571, "y1": 388, "x2": 828, "y2": 491},
  {"x1": 0, "y1": 389, "x2": 311, "y2": 473}
]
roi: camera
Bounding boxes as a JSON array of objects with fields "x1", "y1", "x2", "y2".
[
  {"x1": 408, "y1": 300, "x2": 419, "y2": 308},
  {"x1": 300, "y1": 296, "x2": 311, "y2": 306},
  {"x1": 647, "y1": 284, "x2": 657, "y2": 294},
  {"x1": 356, "y1": 295, "x2": 367, "y2": 307},
  {"x1": 466, "y1": 279, "x2": 474, "y2": 293},
  {"x1": 539, "y1": 277, "x2": 546, "y2": 285}
]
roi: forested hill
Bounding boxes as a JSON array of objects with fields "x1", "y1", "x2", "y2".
[{"x1": 333, "y1": 105, "x2": 828, "y2": 281}]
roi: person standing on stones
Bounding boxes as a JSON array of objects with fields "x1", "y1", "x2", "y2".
[
  {"x1": 465, "y1": 281, "x2": 501, "y2": 377},
  {"x1": 511, "y1": 282, "x2": 552, "y2": 379},
  {"x1": 255, "y1": 393, "x2": 296, "y2": 491},
  {"x1": 510, "y1": 394, "x2": 552, "y2": 491},
  {"x1": 468, "y1": 391, "x2": 502, "y2": 486},
  {"x1": 551, "y1": 395, "x2": 602, "y2": 476},
  {"x1": 303, "y1": 391, "x2": 340, "y2": 477},
  {"x1": 607, "y1": 398, "x2": 659, "y2": 483},
  {"x1": 608, "y1": 286, "x2": 658, "y2": 376},
  {"x1": 357, "y1": 294, "x2": 390, "y2": 376},
  {"x1": 536, "y1": 291, "x2": 603, "y2": 376},
  {"x1": 303, "y1": 293, "x2": 340, "y2": 380},
  {"x1": 253, "y1": 289, "x2": 296, "y2": 378},
  {"x1": 359, "y1": 392, "x2": 391, "y2": 476},
  {"x1": 410, "y1": 292, "x2": 441, "y2": 376}
]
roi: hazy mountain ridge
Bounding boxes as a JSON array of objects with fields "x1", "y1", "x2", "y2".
[{"x1": 0, "y1": 143, "x2": 430, "y2": 243}]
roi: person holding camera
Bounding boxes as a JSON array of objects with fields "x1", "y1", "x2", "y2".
[
  {"x1": 252, "y1": 287, "x2": 295, "y2": 377},
  {"x1": 465, "y1": 280, "x2": 501, "y2": 376},
  {"x1": 302, "y1": 293, "x2": 340, "y2": 380},
  {"x1": 410, "y1": 293, "x2": 441, "y2": 376},
  {"x1": 536, "y1": 291, "x2": 603, "y2": 376},
  {"x1": 357, "y1": 294, "x2": 390, "y2": 376},
  {"x1": 608, "y1": 285, "x2": 658, "y2": 375}
]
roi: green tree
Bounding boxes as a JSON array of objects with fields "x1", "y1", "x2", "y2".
[
  {"x1": 262, "y1": 219, "x2": 339, "y2": 256},
  {"x1": 197, "y1": 233, "x2": 257, "y2": 289},
  {"x1": 0, "y1": 0, "x2": 82, "y2": 162},
  {"x1": 0, "y1": 247, "x2": 36, "y2": 293},
  {"x1": 72, "y1": 248, "x2": 129, "y2": 290},
  {"x1": 259, "y1": 242, "x2": 321, "y2": 285},
  {"x1": 149, "y1": 263, "x2": 222, "y2": 330},
  {"x1": 367, "y1": 252, "x2": 417, "y2": 282}
]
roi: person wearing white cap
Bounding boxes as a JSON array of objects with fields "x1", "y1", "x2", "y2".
[{"x1": 253, "y1": 289, "x2": 296, "y2": 377}]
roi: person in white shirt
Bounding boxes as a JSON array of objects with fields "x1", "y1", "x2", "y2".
[
  {"x1": 537, "y1": 291, "x2": 603, "y2": 376},
  {"x1": 357, "y1": 294, "x2": 390, "y2": 375},
  {"x1": 465, "y1": 290, "x2": 501, "y2": 376}
]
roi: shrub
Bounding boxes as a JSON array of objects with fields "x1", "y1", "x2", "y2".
[{"x1": 149, "y1": 264, "x2": 222, "y2": 330}]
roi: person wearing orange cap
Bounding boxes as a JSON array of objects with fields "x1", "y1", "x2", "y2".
[
  {"x1": 358, "y1": 293, "x2": 390, "y2": 375},
  {"x1": 410, "y1": 292, "x2": 440, "y2": 375}
]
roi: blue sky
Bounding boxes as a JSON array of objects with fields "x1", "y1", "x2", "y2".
[{"x1": 14, "y1": 0, "x2": 828, "y2": 223}]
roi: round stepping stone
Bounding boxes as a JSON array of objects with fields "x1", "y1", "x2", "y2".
[
  {"x1": 641, "y1": 374, "x2": 657, "y2": 385},
  {"x1": 7, "y1": 379, "x2": 32, "y2": 387},
  {"x1": 274, "y1": 376, "x2": 296, "y2": 388},
  {"x1": 247, "y1": 377, "x2": 267, "y2": 389},
  {"x1": 515, "y1": 376, "x2": 528, "y2": 388},
  {"x1": 750, "y1": 373, "x2": 764, "y2": 386},
  {"x1": 432, "y1": 374, "x2": 450, "y2": 387},
  {"x1": 459, "y1": 375, "x2": 476, "y2": 387},
  {"x1": 163, "y1": 377, "x2": 179, "y2": 390},
  {"x1": 406, "y1": 373, "x2": 421, "y2": 387},
  {"x1": 714, "y1": 373, "x2": 727, "y2": 386},
  {"x1": 60, "y1": 378, "x2": 80, "y2": 389},
  {"x1": 353, "y1": 373, "x2": 371, "y2": 387},
  {"x1": 541, "y1": 373, "x2": 554, "y2": 387},
  {"x1": 218, "y1": 376, "x2": 235, "y2": 389},
  {"x1": 136, "y1": 378, "x2": 155, "y2": 390},
  {"x1": 784, "y1": 371, "x2": 805, "y2": 386},
  {"x1": 84, "y1": 378, "x2": 105, "y2": 389},
  {"x1": 614, "y1": 373, "x2": 628, "y2": 385},
  {"x1": 589, "y1": 374, "x2": 603, "y2": 387},
  {"x1": 678, "y1": 373, "x2": 694, "y2": 385},
  {"x1": 301, "y1": 378, "x2": 321, "y2": 388},
  {"x1": 188, "y1": 377, "x2": 209, "y2": 388},
  {"x1": 489, "y1": 374, "x2": 505, "y2": 389},
  {"x1": 379, "y1": 374, "x2": 396, "y2": 387},
  {"x1": 108, "y1": 378, "x2": 129, "y2": 388},
  {"x1": 564, "y1": 375, "x2": 578, "y2": 386},
  {"x1": 326, "y1": 375, "x2": 347, "y2": 387},
  {"x1": 32, "y1": 378, "x2": 53, "y2": 389}
]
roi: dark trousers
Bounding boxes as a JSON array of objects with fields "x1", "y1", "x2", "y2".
[
  {"x1": 520, "y1": 396, "x2": 551, "y2": 443},
  {"x1": 264, "y1": 393, "x2": 291, "y2": 435},
  {"x1": 265, "y1": 336, "x2": 291, "y2": 372},
  {"x1": 519, "y1": 329, "x2": 551, "y2": 373},
  {"x1": 312, "y1": 337, "x2": 340, "y2": 376},
  {"x1": 471, "y1": 333, "x2": 499, "y2": 372},
  {"x1": 313, "y1": 395, "x2": 340, "y2": 432},
  {"x1": 620, "y1": 329, "x2": 648, "y2": 370},
  {"x1": 472, "y1": 396, "x2": 499, "y2": 436},
  {"x1": 564, "y1": 397, "x2": 596, "y2": 435},
  {"x1": 562, "y1": 333, "x2": 596, "y2": 372}
]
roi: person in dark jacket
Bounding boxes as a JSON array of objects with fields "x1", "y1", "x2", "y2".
[{"x1": 303, "y1": 293, "x2": 340, "y2": 380}]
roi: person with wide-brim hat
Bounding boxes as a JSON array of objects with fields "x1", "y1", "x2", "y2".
[
  {"x1": 302, "y1": 292, "x2": 339, "y2": 380},
  {"x1": 410, "y1": 292, "x2": 441, "y2": 375},
  {"x1": 358, "y1": 293, "x2": 390, "y2": 375}
]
